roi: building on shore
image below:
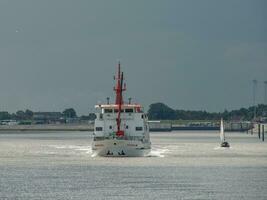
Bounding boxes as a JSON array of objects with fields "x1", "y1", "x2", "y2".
[{"x1": 33, "y1": 112, "x2": 63, "y2": 124}]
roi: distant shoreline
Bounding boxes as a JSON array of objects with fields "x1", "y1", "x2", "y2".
[{"x1": 0, "y1": 124, "x2": 94, "y2": 132}]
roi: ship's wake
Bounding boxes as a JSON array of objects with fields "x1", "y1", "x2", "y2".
[
  {"x1": 47, "y1": 145, "x2": 93, "y2": 155},
  {"x1": 45, "y1": 145, "x2": 169, "y2": 158},
  {"x1": 147, "y1": 146, "x2": 170, "y2": 157}
]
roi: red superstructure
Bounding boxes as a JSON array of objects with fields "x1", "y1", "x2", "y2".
[{"x1": 114, "y1": 62, "x2": 126, "y2": 137}]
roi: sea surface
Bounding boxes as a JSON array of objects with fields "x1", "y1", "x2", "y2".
[{"x1": 0, "y1": 131, "x2": 266, "y2": 200}]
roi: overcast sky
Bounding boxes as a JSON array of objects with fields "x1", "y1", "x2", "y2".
[{"x1": 0, "y1": 0, "x2": 266, "y2": 115}]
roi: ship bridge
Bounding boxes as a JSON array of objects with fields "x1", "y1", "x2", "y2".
[{"x1": 95, "y1": 104, "x2": 143, "y2": 113}]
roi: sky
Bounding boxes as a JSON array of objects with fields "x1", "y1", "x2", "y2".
[{"x1": 0, "y1": 0, "x2": 266, "y2": 115}]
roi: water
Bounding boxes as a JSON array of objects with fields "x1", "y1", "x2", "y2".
[{"x1": 0, "y1": 131, "x2": 266, "y2": 200}]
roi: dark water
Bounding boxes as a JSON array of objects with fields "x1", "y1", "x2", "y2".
[{"x1": 0, "y1": 131, "x2": 266, "y2": 200}]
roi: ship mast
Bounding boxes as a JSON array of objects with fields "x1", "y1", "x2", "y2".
[{"x1": 114, "y1": 62, "x2": 126, "y2": 136}]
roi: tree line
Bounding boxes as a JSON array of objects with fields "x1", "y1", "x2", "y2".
[
  {"x1": 1, "y1": 103, "x2": 266, "y2": 121},
  {"x1": 0, "y1": 108, "x2": 96, "y2": 121},
  {"x1": 147, "y1": 102, "x2": 267, "y2": 121}
]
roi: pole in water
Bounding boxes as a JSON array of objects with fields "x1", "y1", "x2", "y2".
[
  {"x1": 262, "y1": 125, "x2": 265, "y2": 142},
  {"x1": 252, "y1": 79, "x2": 257, "y2": 121},
  {"x1": 264, "y1": 81, "x2": 267, "y2": 105},
  {"x1": 258, "y1": 123, "x2": 261, "y2": 139}
]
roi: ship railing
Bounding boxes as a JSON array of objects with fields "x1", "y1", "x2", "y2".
[
  {"x1": 93, "y1": 136, "x2": 105, "y2": 141},
  {"x1": 116, "y1": 136, "x2": 144, "y2": 142},
  {"x1": 94, "y1": 134, "x2": 145, "y2": 142}
]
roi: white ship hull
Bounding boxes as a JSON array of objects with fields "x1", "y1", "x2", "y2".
[{"x1": 92, "y1": 139, "x2": 151, "y2": 157}]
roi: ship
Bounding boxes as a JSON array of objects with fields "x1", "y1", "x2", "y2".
[{"x1": 92, "y1": 62, "x2": 151, "y2": 157}]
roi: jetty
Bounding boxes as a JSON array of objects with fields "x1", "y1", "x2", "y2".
[{"x1": 148, "y1": 121, "x2": 253, "y2": 132}]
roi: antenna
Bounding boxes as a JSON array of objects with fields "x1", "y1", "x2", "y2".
[
  {"x1": 106, "y1": 97, "x2": 110, "y2": 104},
  {"x1": 113, "y1": 62, "x2": 126, "y2": 137},
  {"x1": 264, "y1": 81, "x2": 267, "y2": 105},
  {"x1": 128, "y1": 97, "x2": 132, "y2": 104},
  {"x1": 253, "y1": 79, "x2": 258, "y2": 121}
]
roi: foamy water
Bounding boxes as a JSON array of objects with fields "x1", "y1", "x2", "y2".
[
  {"x1": 48, "y1": 144, "x2": 92, "y2": 154},
  {"x1": 148, "y1": 146, "x2": 170, "y2": 157}
]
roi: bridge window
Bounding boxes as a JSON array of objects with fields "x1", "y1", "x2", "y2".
[
  {"x1": 95, "y1": 127, "x2": 103, "y2": 131},
  {"x1": 136, "y1": 127, "x2": 143, "y2": 131},
  {"x1": 104, "y1": 109, "x2": 113, "y2": 113},
  {"x1": 114, "y1": 109, "x2": 124, "y2": 113},
  {"x1": 125, "y1": 109, "x2": 133, "y2": 113}
]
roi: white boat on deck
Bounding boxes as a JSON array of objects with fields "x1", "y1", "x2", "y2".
[{"x1": 92, "y1": 62, "x2": 151, "y2": 157}]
